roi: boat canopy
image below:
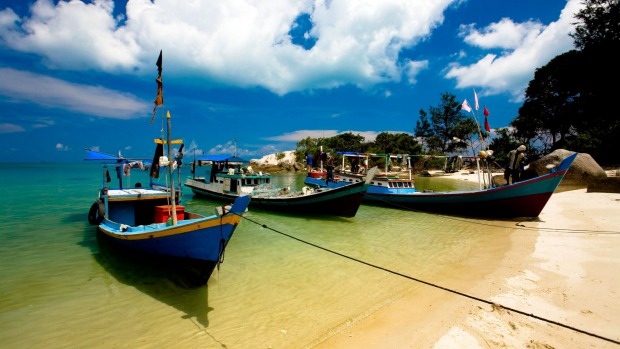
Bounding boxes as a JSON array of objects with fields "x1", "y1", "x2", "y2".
[
  {"x1": 84, "y1": 149, "x2": 151, "y2": 164},
  {"x1": 84, "y1": 149, "x2": 125, "y2": 162},
  {"x1": 336, "y1": 151, "x2": 407, "y2": 159}
]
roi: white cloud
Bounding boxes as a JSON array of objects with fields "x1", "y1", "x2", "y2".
[
  {"x1": 0, "y1": 68, "x2": 149, "y2": 118},
  {"x1": 264, "y1": 130, "x2": 340, "y2": 142},
  {"x1": 445, "y1": 0, "x2": 584, "y2": 102},
  {"x1": 0, "y1": 123, "x2": 25, "y2": 134},
  {"x1": 459, "y1": 18, "x2": 546, "y2": 50},
  {"x1": 0, "y1": 0, "x2": 585, "y2": 104},
  {"x1": 55, "y1": 143, "x2": 70, "y2": 151},
  {"x1": 0, "y1": 0, "x2": 451, "y2": 94},
  {"x1": 264, "y1": 129, "x2": 409, "y2": 143}
]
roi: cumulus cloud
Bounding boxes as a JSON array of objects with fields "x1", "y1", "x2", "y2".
[
  {"x1": 445, "y1": 0, "x2": 584, "y2": 101},
  {"x1": 0, "y1": 0, "x2": 448, "y2": 95},
  {"x1": 0, "y1": 0, "x2": 585, "y2": 120}
]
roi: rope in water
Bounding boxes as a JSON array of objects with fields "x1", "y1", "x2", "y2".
[{"x1": 235, "y1": 211, "x2": 620, "y2": 346}]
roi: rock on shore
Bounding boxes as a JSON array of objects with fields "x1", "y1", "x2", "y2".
[{"x1": 249, "y1": 151, "x2": 305, "y2": 173}]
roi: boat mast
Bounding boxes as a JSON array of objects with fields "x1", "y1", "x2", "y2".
[{"x1": 167, "y1": 111, "x2": 178, "y2": 225}]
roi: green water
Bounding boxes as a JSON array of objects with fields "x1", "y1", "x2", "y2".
[{"x1": 0, "y1": 163, "x2": 521, "y2": 348}]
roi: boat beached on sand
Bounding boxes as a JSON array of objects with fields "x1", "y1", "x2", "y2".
[
  {"x1": 85, "y1": 51, "x2": 250, "y2": 287},
  {"x1": 305, "y1": 151, "x2": 578, "y2": 218},
  {"x1": 184, "y1": 154, "x2": 378, "y2": 218}
]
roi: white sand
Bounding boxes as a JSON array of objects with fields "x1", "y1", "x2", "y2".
[{"x1": 311, "y1": 171, "x2": 620, "y2": 349}]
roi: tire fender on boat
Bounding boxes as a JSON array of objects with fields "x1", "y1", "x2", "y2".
[{"x1": 88, "y1": 200, "x2": 105, "y2": 225}]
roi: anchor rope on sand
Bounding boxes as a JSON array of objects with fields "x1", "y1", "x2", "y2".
[{"x1": 235, "y1": 212, "x2": 620, "y2": 346}]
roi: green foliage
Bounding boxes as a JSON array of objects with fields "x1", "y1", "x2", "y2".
[
  {"x1": 365, "y1": 132, "x2": 421, "y2": 155},
  {"x1": 513, "y1": 0, "x2": 620, "y2": 164},
  {"x1": 294, "y1": 131, "x2": 421, "y2": 166},
  {"x1": 415, "y1": 92, "x2": 481, "y2": 155},
  {"x1": 571, "y1": 0, "x2": 620, "y2": 51}
]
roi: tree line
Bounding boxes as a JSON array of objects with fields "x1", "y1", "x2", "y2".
[{"x1": 295, "y1": 0, "x2": 618, "y2": 166}]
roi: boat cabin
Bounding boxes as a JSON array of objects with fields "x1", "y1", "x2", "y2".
[{"x1": 186, "y1": 155, "x2": 272, "y2": 196}]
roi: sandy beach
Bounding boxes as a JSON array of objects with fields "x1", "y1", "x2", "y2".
[{"x1": 311, "y1": 171, "x2": 620, "y2": 348}]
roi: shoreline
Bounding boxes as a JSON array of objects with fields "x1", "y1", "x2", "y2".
[{"x1": 310, "y1": 182, "x2": 620, "y2": 348}]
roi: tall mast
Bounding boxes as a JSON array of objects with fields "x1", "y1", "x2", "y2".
[{"x1": 167, "y1": 111, "x2": 178, "y2": 225}]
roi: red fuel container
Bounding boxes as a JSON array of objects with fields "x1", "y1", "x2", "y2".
[{"x1": 154, "y1": 205, "x2": 185, "y2": 223}]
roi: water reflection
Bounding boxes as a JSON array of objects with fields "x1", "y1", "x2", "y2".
[{"x1": 92, "y1": 232, "x2": 214, "y2": 327}]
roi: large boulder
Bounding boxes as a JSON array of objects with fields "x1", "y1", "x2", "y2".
[{"x1": 524, "y1": 149, "x2": 607, "y2": 188}]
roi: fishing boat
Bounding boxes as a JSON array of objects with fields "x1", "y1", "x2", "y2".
[
  {"x1": 305, "y1": 151, "x2": 578, "y2": 218},
  {"x1": 184, "y1": 154, "x2": 377, "y2": 218},
  {"x1": 306, "y1": 152, "x2": 418, "y2": 197},
  {"x1": 85, "y1": 51, "x2": 250, "y2": 286}
]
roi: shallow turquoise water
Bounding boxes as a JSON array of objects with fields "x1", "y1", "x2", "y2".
[{"x1": 0, "y1": 163, "x2": 520, "y2": 348}]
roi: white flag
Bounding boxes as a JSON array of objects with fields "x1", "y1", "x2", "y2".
[
  {"x1": 461, "y1": 99, "x2": 472, "y2": 113},
  {"x1": 473, "y1": 89, "x2": 479, "y2": 110}
]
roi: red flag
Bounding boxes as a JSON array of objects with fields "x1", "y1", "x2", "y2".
[
  {"x1": 483, "y1": 105, "x2": 490, "y2": 116},
  {"x1": 484, "y1": 115, "x2": 491, "y2": 132},
  {"x1": 461, "y1": 99, "x2": 472, "y2": 113}
]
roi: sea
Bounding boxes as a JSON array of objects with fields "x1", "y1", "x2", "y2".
[{"x1": 0, "y1": 162, "x2": 526, "y2": 349}]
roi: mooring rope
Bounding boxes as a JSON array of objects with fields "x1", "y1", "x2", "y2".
[{"x1": 234, "y1": 211, "x2": 620, "y2": 346}]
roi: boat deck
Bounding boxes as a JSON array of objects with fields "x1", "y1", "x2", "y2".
[{"x1": 106, "y1": 188, "x2": 170, "y2": 201}]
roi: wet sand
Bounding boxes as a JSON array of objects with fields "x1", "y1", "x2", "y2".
[{"x1": 311, "y1": 172, "x2": 620, "y2": 348}]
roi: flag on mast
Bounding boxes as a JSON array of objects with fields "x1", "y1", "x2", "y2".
[
  {"x1": 151, "y1": 50, "x2": 163, "y2": 124},
  {"x1": 483, "y1": 105, "x2": 491, "y2": 132},
  {"x1": 461, "y1": 99, "x2": 472, "y2": 113},
  {"x1": 474, "y1": 89, "x2": 479, "y2": 110}
]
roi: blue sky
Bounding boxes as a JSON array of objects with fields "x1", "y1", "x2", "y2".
[{"x1": 0, "y1": 0, "x2": 582, "y2": 162}]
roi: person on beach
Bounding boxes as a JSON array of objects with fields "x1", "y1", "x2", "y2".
[
  {"x1": 326, "y1": 154, "x2": 334, "y2": 183},
  {"x1": 504, "y1": 145, "x2": 527, "y2": 184},
  {"x1": 305, "y1": 153, "x2": 313, "y2": 172},
  {"x1": 351, "y1": 157, "x2": 359, "y2": 173}
]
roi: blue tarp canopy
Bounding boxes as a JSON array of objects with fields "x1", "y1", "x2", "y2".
[
  {"x1": 84, "y1": 149, "x2": 151, "y2": 164},
  {"x1": 194, "y1": 155, "x2": 248, "y2": 163},
  {"x1": 337, "y1": 151, "x2": 364, "y2": 156},
  {"x1": 84, "y1": 150, "x2": 126, "y2": 163}
]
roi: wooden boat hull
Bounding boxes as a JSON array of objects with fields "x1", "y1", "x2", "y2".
[
  {"x1": 186, "y1": 179, "x2": 369, "y2": 218},
  {"x1": 367, "y1": 153, "x2": 577, "y2": 218},
  {"x1": 98, "y1": 213, "x2": 242, "y2": 260},
  {"x1": 307, "y1": 152, "x2": 578, "y2": 218},
  {"x1": 95, "y1": 195, "x2": 250, "y2": 282},
  {"x1": 306, "y1": 172, "x2": 417, "y2": 195}
]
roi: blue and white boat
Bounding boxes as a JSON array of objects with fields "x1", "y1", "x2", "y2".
[
  {"x1": 85, "y1": 51, "x2": 250, "y2": 286},
  {"x1": 305, "y1": 152, "x2": 417, "y2": 196},
  {"x1": 305, "y1": 151, "x2": 578, "y2": 218},
  {"x1": 86, "y1": 143, "x2": 249, "y2": 288},
  {"x1": 185, "y1": 154, "x2": 376, "y2": 218}
]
